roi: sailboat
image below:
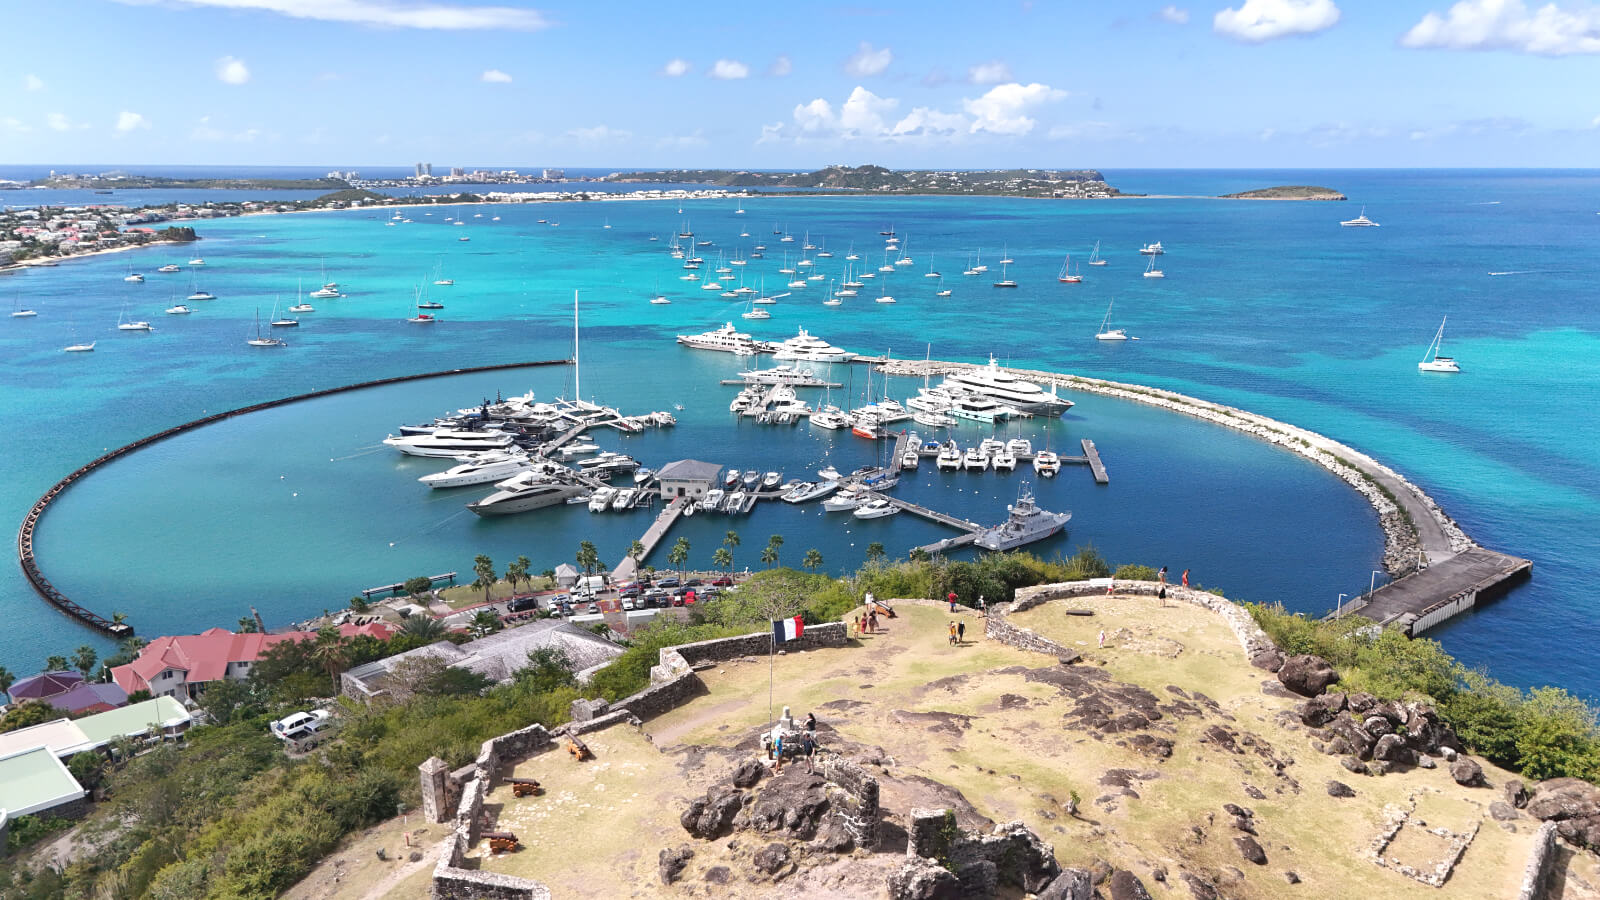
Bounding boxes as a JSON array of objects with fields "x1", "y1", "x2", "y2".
[
  {"x1": 165, "y1": 289, "x2": 192, "y2": 315},
  {"x1": 64, "y1": 335, "x2": 96, "y2": 352},
  {"x1": 1418, "y1": 317, "x2": 1460, "y2": 373},
  {"x1": 935, "y1": 277, "x2": 952, "y2": 298},
  {"x1": 602, "y1": 217, "x2": 611, "y2": 230},
  {"x1": 269, "y1": 296, "x2": 298, "y2": 327},
  {"x1": 116, "y1": 303, "x2": 153, "y2": 331},
  {"x1": 123, "y1": 267, "x2": 144, "y2": 283},
  {"x1": 432, "y1": 260, "x2": 454, "y2": 286},
  {"x1": 741, "y1": 300, "x2": 771, "y2": 320},
  {"x1": 650, "y1": 278, "x2": 671, "y2": 304},
  {"x1": 823, "y1": 278, "x2": 842, "y2": 306},
  {"x1": 407, "y1": 285, "x2": 438, "y2": 323},
  {"x1": 288, "y1": 280, "x2": 314, "y2": 313},
  {"x1": 247, "y1": 309, "x2": 286, "y2": 347},
  {"x1": 1057, "y1": 254, "x2": 1082, "y2": 283},
  {"x1": 735, "y1": 199, "x2": 745, "y2": 215},
  {"x1": 10, "y1": 291, "x2": 36, "y2": 318},
  {"x1": 924, "y1": 253, "x2": 941, "y2": 278},
  {"x1": 1088, "y1": 240, "x2": 1107, "y2": 267},
  {"x1": 1095, "y1": 302, "x2": 1131, "y2": 341},
  {"x1": 992, "y1": 260, "x2": 1018, "y2": 288},
  {"x1": 999, "y1": 244, "x2": 1013, "y2": 265},
  {"x1": 1143, "y1": 255, "x2": 1165, "y2": 279}
]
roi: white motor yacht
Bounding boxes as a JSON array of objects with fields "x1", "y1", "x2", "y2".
[
  {"x1": 383, "y1": 430, "x2": 515, "y2": 458},
  {"x1": 818, "y1": 465, "x2": 842, "y2": 481},
  {"x1": 612, "y1": 488, "x2": 637, "y2": 510},
  {"x1": 809, "y1": 408, "x2": 850, "y2": 430},
  {"x1": 1139, "y1": 242, "x2": 1164, "y2": 255},
  {"x1": 700, "y1": 488, "x2": 725, "y2": 511},
  {"x1": 913, "y1": 409, "x2": 957, "y2": 428},
  {"x1": 676, "y1": 321, "x2": 767, "y2": 354},
  {"x1": 901, "y1": 448, "x2": 920, "y2": 470},
  {"x1": 188, "y1": 257, "x2": 206, "y2": 266},
  {"x1": 782, "y1": 480, "x2": 840, "y2": 503},
  {"x1": 124, "y1": 272, "x2": 144, "y2": 283},
  {"x1": 948, "y1": 395, "x2": 1010, "y2": 423},
  {"x1": 466, "y1": 475, "x2": 584, "y2": 516},
  {"x1": 557, "y1": 442, "x2": 601, "y2": 459},
  {"x1": 157, "y1": 264, "x2": 181, "y2": 273},
  {"x1": 418, "y1": 451, "x2": 535, "y2": 488},
  {"x1": 588, "y1": 487, "x2": 617, "y2": 512},
  {"x1": 761, "y1": 471, "x2": 783, "y2": 490},
  {"x1": 853, "y1": 498, "x2": 899, "y2": 519},
  {"x1": 64, "y1": 341, "x2": 96, "y2": 352},
  {"x1": 724, "y1": 490, "x2": 748, "y2": 513},
  {"x1": 822, "y1": 488, "x2": 865, "y2": 512},
  {"x1": 938, "y1": 356, "x2": 1073, "y2": 416},
  {"x1": 770, "y1": 327, "x2": 855, "y2": 363}
]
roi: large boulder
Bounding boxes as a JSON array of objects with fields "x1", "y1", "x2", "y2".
[
  {"x1": 1250, "y1": 648, "x2": 1285, "y2": 673},
  {"x1": 1038, "y1": 869, "x2": 1094, "y2": 900},
  {"x1": 751, "y1": 842, "x2": 791, "y2": 875},
  {"x1": 1526, "y1": 778, "x2": 1600, "y2": 822},
  {"x1": 745, "y1": 771, "x2": 831, "y2": 839},
  {"x1": 1449, "y1": 757, "x2": 1486, "y2": 787},
  {"x1": 1107, "y1": 869, "x2": 1154, "y2": 900},
  {"x1": 1326, "y1": 715, "x2": 1376, "y2": 760},
  {"x1": 1372, "y1": 733, "x2": 1417, "y2": 766},
  {"x1": 680, "y1": 785, "x2": 744, "y2": 839},
  {"x1": 1234, "y1": 834, "x2": 1268, "y2": 865},
  {"x1": 1277, "y1": 655, "x2": 1338, "y2": 697},
  {"x1": 888, "y1": 857, "x2": 962, "y2": 900},
  {"x1": 731, "y1": 758, "x2": 766, "y2": 788},
  {"x1": 658, "y1": 846, "x2": 694, "y2": 884}
]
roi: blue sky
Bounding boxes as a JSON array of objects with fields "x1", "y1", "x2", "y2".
[{"x1": 3, "y1": 0, "x2": 1599, "y2": 168}]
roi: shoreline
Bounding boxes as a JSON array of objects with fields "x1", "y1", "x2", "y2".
[{"x1": 878, "y1": 357, "x2": 1474, "y2": 581}]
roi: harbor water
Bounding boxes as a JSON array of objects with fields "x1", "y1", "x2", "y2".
[{"x1": 2, "y1": 169, "x2": 1596, "y2": 698}]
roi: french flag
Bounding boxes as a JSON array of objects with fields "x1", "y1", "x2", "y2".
[{"x1": 772, "y1": 616, "x2": 804, "y2": 643}]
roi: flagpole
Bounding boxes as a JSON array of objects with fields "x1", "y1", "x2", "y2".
[{"x1": 768, "y1": 627, "x2": 776, "y2": 736}]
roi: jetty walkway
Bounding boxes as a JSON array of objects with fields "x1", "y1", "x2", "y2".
[
  {"x1": 17, "y1": 359, "x2": 571, "y2": 637},
  {"x1": 877, "y1": 356, "x2": 1529, "y2": 636},
  {"x1": 612, "y1": 498, "x2": 686, "y2": 583}
]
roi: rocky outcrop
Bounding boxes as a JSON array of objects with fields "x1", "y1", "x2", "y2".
[
  {"x1": 743, "y1": 771, "x2": 831, "y2": 839},
  {"x1": 1277, "y1": 655, "x2": 1338, "y2": 697},
  {"x1": 680, "y1": 784, "x2": 744, "y2": 839},
  {"x1": 905, "y1": 809, "x2": 1060, "y2": 897},
  {"x1": 1525, "y1": 778, "x2": 1600, "y2": 850},
  {"x1": 1327, "y1": 780, "x2": 1357, "y2": 798},
  {"x1": 1235, "y1": 834, "x2": 1268, "y2": 865},
  {"x1": 1038, "y1": 869, "x2": 1094, "y2": 900},
  {"x1": 888, "y1": 857, "x2": 961, "y2": 900},
  {"x1": 657, "y1": 846, "x2": 694, "y2": 884},
  {"x1": 1107, "y1": 870, "x2": 1154, "y2": 900}
]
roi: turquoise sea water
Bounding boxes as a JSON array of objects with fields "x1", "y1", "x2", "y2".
[{"x1": 2, "y1": 169, "x2": 1596, "y2": 698}]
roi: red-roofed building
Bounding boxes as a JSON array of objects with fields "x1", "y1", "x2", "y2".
[{"x1": 110, "y1": 624, "x2": 393, "y2": 700}]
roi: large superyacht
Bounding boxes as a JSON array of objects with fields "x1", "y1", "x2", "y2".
[{"x1": 938, "y1": 356, "x2": 1074, "y2": 417}]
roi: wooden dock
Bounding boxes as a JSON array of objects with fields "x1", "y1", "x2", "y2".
[
  {"x1": 1327, "y1": 548, "x2": 1532, "y2": 636},
  {"x1": 865, "y1": 491, "x2": 984, "y2": 533},
  {"x1": 1082, "y1": 439, "x2": 1109, "y2": 484},
  {"x1": 362, "y1": 571, "x2": 459, "y2": 599},
  {"x1": 612, "y1": 498, "x2": 686, "y2": 581}
]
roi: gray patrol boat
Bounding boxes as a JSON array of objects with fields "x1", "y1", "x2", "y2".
[{"x1": 973, "y1": 484, "x2": 1071, "y2": 551}]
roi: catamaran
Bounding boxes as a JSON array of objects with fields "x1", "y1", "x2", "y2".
[
  {"x1": 1143, "y1": 255, "x2": 1165, "y2": 279},
  {"x1": 1418, "y1": 317, "x2": 1460, "y2": 373}
]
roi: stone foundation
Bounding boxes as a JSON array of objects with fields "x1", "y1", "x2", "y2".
[
  {"x1": 1517, "y1": 822, "x2": 1559, "y2": 900},
  {"x1": 818, "y1": 758, "x2": 881, "y2": 850},
  {"x1": 664, "y1": 621, "x2": 849, "y2": 668}
]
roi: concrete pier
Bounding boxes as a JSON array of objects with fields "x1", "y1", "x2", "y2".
[
  {"x1": 1330, "y1": 548, "x2": 1533, "y2": 636},
  {"x1": 613, "y1": 498, "x2": 686, "y2": 582}
]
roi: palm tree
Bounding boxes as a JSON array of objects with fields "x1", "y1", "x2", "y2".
[
  {"x1": 308, "y1": 628, "x2": 349, "y2": 696},
  {"x1": 802, "y1": 548, "x2": 824, "y2": 572},
  {"x1": 767, "y1": 534, "x2": 784, "y2": 567},
  {"x1": 576, "y1": 541, "x2": 600, "y2": 577},
  {"x1": 760, "y1": 544, "x2": 779, "y2": 567},
  {"x1": 866, "y1": 542, "x2": 887, "y2": 564},
  {"x1": 668, "y1": 537, "x2": 690, "y2": 581},
  {"x1": 45, "y1": 655, "x2": 69, "y2": 673},
  {"x1": 627, "y1": 540, "x2": 645, "y2": 573},
  {"x1": 0, "y1": 665, "x2": 14, "y2": 698},
  {"x1": 111, "y1": 611, "x2": 127, "y2": 626},
  {"x1": 713, "y1": 547, "x2": 733, "y2": 572},
  {"x1": 506, "y1": 555, "x2": 530, "y2": 592},
  {"x1": 473, "y1": 554, "x2": 496, "y2": 604},
  {"x1": 72, "y1": 645, "x2": 98, "y2": 678},
  {"x1": 722, "y1": 530, "x2": 741, "y2": 571},
  {"x1": 400, "y1": 615, "x2": 448, "y2": 642}
]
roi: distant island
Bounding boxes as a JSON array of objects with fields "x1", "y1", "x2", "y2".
[
  {"x1": 1219, "y1": 185, "x2": 1347, "y2": 201},
  {"x1": 5, "y1": 173, "x2": 352, "y2": 192},
  {"x1": 604, "y1": 164, "x2": 1119, "y2": 198}
]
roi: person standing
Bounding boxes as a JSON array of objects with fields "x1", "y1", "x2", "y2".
[
  {"x1": 804, "y1": 712, "x2": 817, "y2": 735},
  {"x1": 868, "y1": 610, "x2": 879, "y2": 633},
  {"x1": 802, "y1": 731, "x2": 817, "y2": 773},
  {"x1": 1181, "y1": 569, "x2": 1190, "y2": 588},
  {"x1": 957, "y1": 620, "x2": 966, "y2": 644},
  {"x1": 978, "y1": 595, "x2": 987, "y2": 617},
  {"x1": 1098, "y1": 629, "x2": 1106, "y2": 649},
  {"x1": 948, "y1": 621, "x2": 957, "y2": 645},
  {"x1": 948, "y1": 591, "x2": 958, "y2": 613},
  {"x1": 1106, "y1": 576, "x2": 1116, "y2": 596},
  {"x1": 1157, "y1": 566, "x2": 1168, "y2": 586},
  {"x1": 774, "y1": 733, "x2": 785, "y2": 772}
]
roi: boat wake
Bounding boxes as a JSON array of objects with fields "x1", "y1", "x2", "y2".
[
  {"x1": 1487, "y1": 271, "x2": 1533, "y2": 277},
  {"x1": 329, "y1": 444, "x2": 388, "y2": 461}
]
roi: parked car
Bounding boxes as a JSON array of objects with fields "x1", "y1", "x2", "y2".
[
  {"x1": 585, "y1": 602, "x2": 600, "y2": 614},
  {"x1": 270, "y1": 709, "x2": 329, "y2": 739},
  {"x1": 711, "y1": 576, "x2": 734, "y2": 587},
  {"x1": 507, "y1": 595, "x2": 539, "y2": 613},
  {"x1": 619, "y1": 585, "x2": 642, "y2": 599},
  {"x1": 656, "y1": 577, "x2": 681, "y2": 588},
  {"x1": 620, "y1": 597, "x2": 637, "y2": 611},
  {"x1": 284, "y1": 717, "x2": 339, "y2": 752},
  {"x1": 686, "y1": 578, "x2": 704, "y2": 587}
]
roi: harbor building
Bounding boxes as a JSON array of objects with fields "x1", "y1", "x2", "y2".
[{"x1": 656, "y1": 459, "x2": 723, "y2": 503}]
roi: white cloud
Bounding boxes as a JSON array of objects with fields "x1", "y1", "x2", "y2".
[
  {"x1": 839, "y1": 86, "x2": 898, "y2": 136},
  {"x1": 709, "y1": 59, "x2": 750, "y2": 80},
  {"x1": 480, "y1": 68, "x2": 513, "y2": 82},
  {"x1": 1214, "y1": 0, "x2": 1340, "y2": 42},
  {"x1": 891, "y1": 106, "x2": 968, "y2": 137},
  {"x1": 657, "y1": 130, "x2": 708, "y2": 148},
  {"x1": 1401, "y1": 0, "x2": 1600, "y2": 55},
  {"x1": 1160, "y1": 4, "x2": 1190, "y2": 23},
  {"x1": 109, "y1": 0, "x2": 549, "y2": 30},
  {"x1": 844, "y1": 41, "x2": 892, "y2": 76},
  {"x1": 793, "y1": 98, "x2": 836, "y2": 132},
  {"x1": 565, "y1": 125, "x2": 632, "y2": 143},
  {"x1": 47, "y1": 113, "x2": 71, "y2": 132},
  {"x1": 3, "y1": 117, "x2": 32, "y2": 133},
  {"x1": 768, "y1": 54, "x2": 792, "y2": 76},
  {"x1": 25, "y1": 74, "x2": 45, "y2": 91},
  {"x1": 116, "y1": 111, "x2": 150, "y2": 132},
  {"x1": 662, "y1": 58, "x2": 691, "y2": 77},
  {"x1": 215, "y1": 56, "x2": 251, "y2": 84},
  {"x1": 962, "y1": 82, "x2": 1066, "y2": 135},
  {"x1": 967, "y1": 60, "x2": 1013, "y2": 85}
]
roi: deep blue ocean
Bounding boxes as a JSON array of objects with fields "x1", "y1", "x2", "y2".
[{"x1": 2, "y1": 169, "x2": 1595, "y2": 699}]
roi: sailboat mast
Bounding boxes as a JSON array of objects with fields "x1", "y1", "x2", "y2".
[{"x1": 573, "y1": 290, "x2": 581, "y2": 401}]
